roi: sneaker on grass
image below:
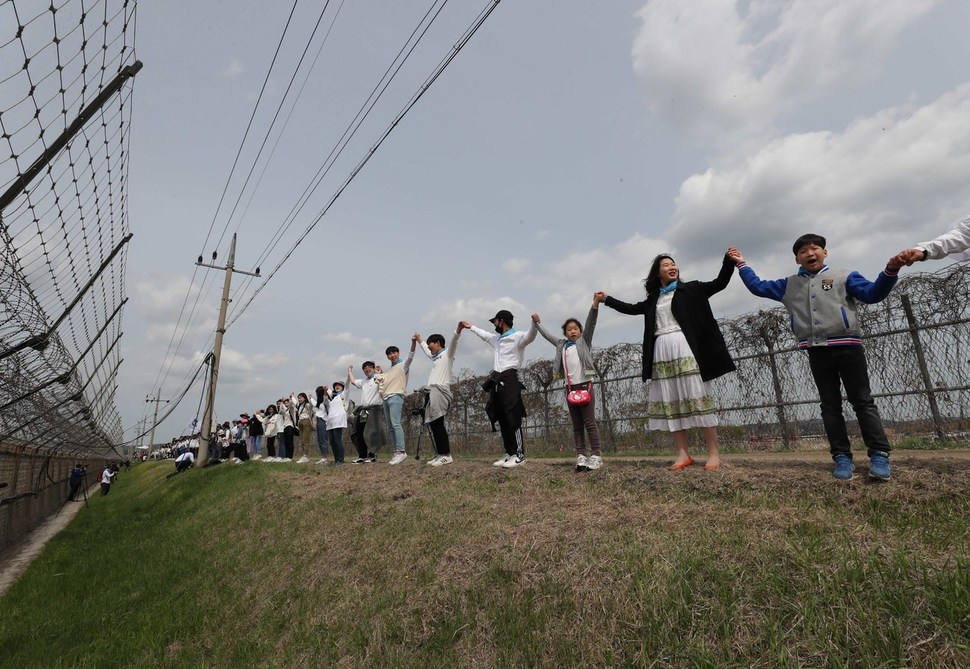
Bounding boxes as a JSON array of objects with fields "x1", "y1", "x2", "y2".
[
  {"x1": 868, "y1": 451, "x2": 891, "y2": 481},
  {"x1": 429, "y1": 455, "x2": 453, "y2": 467},
  {"x1": 587, "y1": 454, "x2": 603, "y2": 470},
  {"x1": 576, "y1": 454, "x2": 589, "y2": 472},
  {"x1": 352, "y1": 457, "x2": 366, "y2": 464},
  {"x1": 297, "y1": 456, "x2": 310, "y2": 464},
  {"x1": 493, "y1": 454, "x2": 511, "y2": 467},
  {"x1": 501, "y1": 455, "x2": 525, "y2": 469},
  {"x1": 315, "y1": 458, "x2": 328, "y2": 465},
  {"x1": 389, "y1": 452, "x2": 408, "y2": 465},
  {"x1": 832, "y1": 454, "x2": 855, "y2": 481}
]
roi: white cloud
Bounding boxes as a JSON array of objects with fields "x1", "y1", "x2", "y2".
[
  {"x1": 666, "y1": 83, "x2": 970, "y2": 273},
  {"x1": 322, "y1": 331, "x2": 374, "y2": 348},
  {"x1": 632, "y1": 0, "x2": 936, "y2": 140},
  {"x1": 502, "y1": 257, "x2": 530, "y2": 274}
]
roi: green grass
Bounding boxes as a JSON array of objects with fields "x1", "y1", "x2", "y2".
[{"x1": 1, "y1": 454, "x2": 968, "y2": 668}]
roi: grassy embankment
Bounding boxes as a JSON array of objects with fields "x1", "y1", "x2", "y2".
[{"x1": 1, "y1": 452, "x2": 968, "y2": 668}]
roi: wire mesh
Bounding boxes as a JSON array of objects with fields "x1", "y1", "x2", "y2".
[{"x1": 1, "y1": 0, "x2": 138, "y2": 545}]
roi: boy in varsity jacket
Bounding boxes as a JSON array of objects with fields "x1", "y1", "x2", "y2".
[{"x1": 727, "y1": 235, "x2": 904, "y2": 482}]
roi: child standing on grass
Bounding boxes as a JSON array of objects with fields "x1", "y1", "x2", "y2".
[
  {"x1": 532, "y1": 295, "x2": 604, "y2": 471},
  {"x1": 728, "y1": 236, "x2": 904, "y2": 481}
]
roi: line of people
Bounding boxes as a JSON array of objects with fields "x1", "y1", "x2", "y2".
[{"x1": 176, "y1": 218, "x2": 967, "y2": 481}]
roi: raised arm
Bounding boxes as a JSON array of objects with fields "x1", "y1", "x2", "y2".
[
  {"x1": 582, "y1": 297, "x2": 600, "y2": 346},
  {"x1": 403, "y1": 335, "x2": 417, "y2": 374},
  {"x1": 521, "y1": 318, "x2": 538, "y2": 346},
  {"x1": 697, "y1": 253, "x2": 736, "y2": 298},
  {"x1": 729, "y1": 248, "x2": 787, "y2": 301},
  {"x1": 467, "y1": 323, "x2": 499, "y2": 345},
  {"x1": 601, "y1": 292, "x2": 648, "y2": 315},
  {"x1": 846, "y1": 260, "x2": 900, "y2": 304},
  {"x1": 532, "y1": 313, "x2": 562, "y2": 347},
  {"x1": 447, "y1": 330, "x2": 460, "y2": 361}
]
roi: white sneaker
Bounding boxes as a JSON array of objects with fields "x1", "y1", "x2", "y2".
[
  {"x1": 282, "y1": 458, "x2": 293, "y2": 463},
  {"x1": 576, "y1": 454, "x2": 589, "y2": 472},
  {"x1": 315, "y1": 458, "x2": 328, "y2": 465},
  {"x1": 429, "y1": 455, "x2": 453, "y2": 467},
  {"x1": 297, "y1": 456, "x2": 310, "y2": 464},
  {"x1": 389, "y1": 452, "x2": 408, "y2": 465},
  {"x1": 501, "y1": 455, "x2": 525, "y2": 468},
  {"x1": 252, "y1": 454, "x2": 263, "y2": 460},
  {"x1": 587, "y1": 455, "x2": 603, "y2": 470},
  {"x1": 493, "y1": 455, "x2": 511, "y2": 467}
]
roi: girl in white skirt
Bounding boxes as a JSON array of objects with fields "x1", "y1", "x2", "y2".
[{"x1": 597, "y1": 251, "x2": 736, "y2": 469}]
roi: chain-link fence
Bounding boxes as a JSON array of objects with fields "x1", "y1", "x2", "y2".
[
  {"x1": 1, "y1": 0, "x2": 138, "y2": 551},
  {"x1": 402, "y1": 263, "x2": 970, "y2": 454}
]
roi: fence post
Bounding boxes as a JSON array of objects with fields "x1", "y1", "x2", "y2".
[
  {"x1": 755, "y1": 312, "x2": 793, "y2": 448},
  {"x1": 899, "y1": 293, "x2": 946, "y2": 440}
]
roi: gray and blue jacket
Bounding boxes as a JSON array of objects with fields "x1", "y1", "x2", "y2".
[{"x1": 736, "y1": 262, "x2": 898, "y2": 348}]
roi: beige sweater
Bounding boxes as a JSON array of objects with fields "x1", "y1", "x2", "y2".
[{"x1": 375, "y1": 349, "x2": 415, "y2": 398}]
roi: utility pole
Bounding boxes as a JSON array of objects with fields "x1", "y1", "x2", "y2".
[
  {"x1": 195, "y1": 234, "x2": 260, "y2": 465},
  {"x1": 145, "y1": 391, "x2": 168, "y2": 452}
]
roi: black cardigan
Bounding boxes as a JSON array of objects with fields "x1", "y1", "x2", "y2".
[{"x1": 604, "y1": 255, "x2": 737, "y2": 382}]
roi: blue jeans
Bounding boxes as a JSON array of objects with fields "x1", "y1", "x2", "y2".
[
  {"x1": 807, "y1": 346, "x2": 891, "y2": 459},
  {"x1": 328, "y1": 428, "x2": 345, "y2": 463},
  {"x1": 384, "y1": 395, "x2": 405, "y2": 452},
  {"x1": 316, "y1": 417, "x2": 330, "y2": 457},
  {"x1": 251, "y1": 434, "x2": 262, "y2": 456}
]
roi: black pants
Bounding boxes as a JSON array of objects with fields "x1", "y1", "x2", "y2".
[
  {"x1": 280, "y1": 428, "x2": 295, "y2": 459},
  {"x1": 100, "y1": 483, "x2": 110, "y2": 496},
  {"x1": 807, "y1": 346, "x2": 891, "y2": 459},
  {"x1": 485, "y1": 370, "x2": 526, "y2": 457},
  {"x1": 429, "y1": 416, "x2": 450, "y2": 455},
  {"x1": 265, "y1": 435, "x2": 277, "y2": 457}
]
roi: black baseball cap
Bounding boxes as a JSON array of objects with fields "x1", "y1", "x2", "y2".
[{"x1": 488, "y1": 309, "x2": 514, "y2": 326}]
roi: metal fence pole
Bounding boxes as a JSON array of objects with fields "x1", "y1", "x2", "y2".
[{"x1": 899, "y1": 293, "x2": 946, "y2": 440}]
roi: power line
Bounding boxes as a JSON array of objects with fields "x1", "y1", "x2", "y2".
[{"x1": 227, "y1": 0, "x2": 502, "y2": 328}]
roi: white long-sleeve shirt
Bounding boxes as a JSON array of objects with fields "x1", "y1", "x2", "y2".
[
  {"x1": 468, "y1": 322, "x2": 538, "y2": 372},
  {"x1": 351, "y1": 374, "x2": 382, "y2": 407},
  {"x1": 420, "y1": 332, "x2": 460, "y2": 386},
  {"x1": 917, "y1": 215, "x2": 970, "y2": 261}
]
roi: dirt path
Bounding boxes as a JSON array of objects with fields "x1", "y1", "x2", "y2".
[{"x1": 0, "y1": 483, "x2": 98, "y2": 598}]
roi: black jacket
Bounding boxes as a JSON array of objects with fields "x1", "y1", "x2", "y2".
[{"x1": 604, "y1": 255, "x2": 736, "y2": 382}]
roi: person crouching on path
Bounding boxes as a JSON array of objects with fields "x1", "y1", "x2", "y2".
[
  {"x1": 374, "y1": 339, "x2": 417, "y2": 466},
  {"x1": 460, "y1": 309, "x2": 538, "y2": 468},
  {"x1": 349, "y1": 362, "x2": 388, "y2": 463},
  {"x1": 415, "y1": 325, "x2": 462, "y2": 466},
  {"x1": 533, "y1": 294, "x2": 604, "y2": 472}
]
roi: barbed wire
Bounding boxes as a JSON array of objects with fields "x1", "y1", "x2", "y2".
[{"x1": 0, "y1": 0, "x2": 138, "y2": 459}]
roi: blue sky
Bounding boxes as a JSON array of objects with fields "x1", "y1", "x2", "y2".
[{"x1": 119, "y1": 0, "x2": 970, "y2": 442}]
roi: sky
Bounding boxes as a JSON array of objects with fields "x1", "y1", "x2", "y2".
[{"x1": 120, "y1": 0, "x2": 970, "y2": 443}]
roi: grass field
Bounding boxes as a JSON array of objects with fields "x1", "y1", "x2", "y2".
[{"x1": 1, "y1": 452, "x2": 968, "y2": 668}]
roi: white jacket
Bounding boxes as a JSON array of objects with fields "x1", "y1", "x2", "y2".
[{"x1": 917, "y1": 215, "x2": 970, "y2": 261}]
